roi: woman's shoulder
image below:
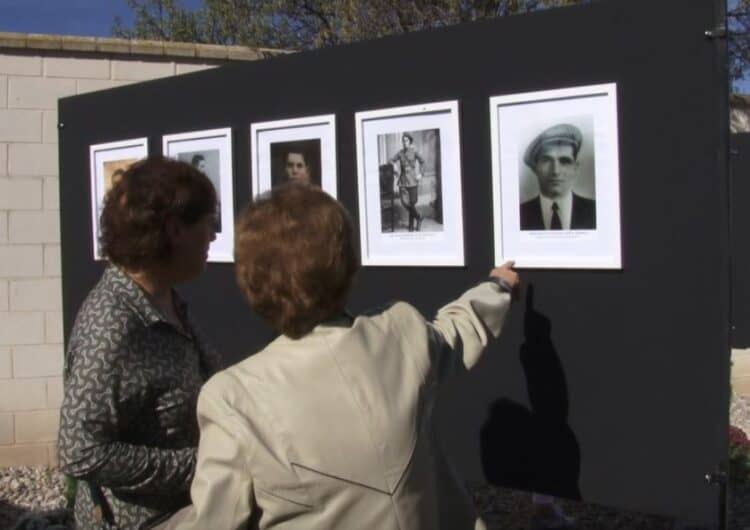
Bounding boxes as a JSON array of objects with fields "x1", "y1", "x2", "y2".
[
  {"x1": 69, "y1": 270, "x2": 145, "y2": 344},
  {"x1": 202, "y1": 356, "x2": 265, "y2": 395},
  {"x1": 197, "y1": 361, "x2": 271, "y2": 420},
  {"x1": 200, "y1": 330, "x2": 345, "y2": 399},
  {"x1": 357, "y1": 300, "x2": 425, "y2": 330},
  {"x1": 76, "y1": 284, "x2": 136, "y2": 326},
  {"x1": 78, "y1": 266, "x2": 131, "y2": 307}
]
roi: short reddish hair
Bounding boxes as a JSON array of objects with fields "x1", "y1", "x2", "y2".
[
  {"x1": 100, "y1": 156, "x2": 217, "y2": 269},
  {"x1": 235, "y1": 184, "x2": 359, "y2": 339}
]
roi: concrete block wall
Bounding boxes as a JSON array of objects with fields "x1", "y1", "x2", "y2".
[
  {"x1": 0, "y1": 33, "x2": 284, "y2": 467},
  {"x1": 733, "y1": 349, "x2": 750, "y2": 397}
]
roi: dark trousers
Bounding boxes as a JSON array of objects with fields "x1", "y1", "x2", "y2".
[{"x1": 399, "y1": 185, "x2": 421, "y2": 231}]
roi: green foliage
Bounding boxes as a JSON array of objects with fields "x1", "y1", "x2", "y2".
[
  {"x1": 112, "y1": 0, "x2": 203, "y2": 42},
  {"x1": 63, "y1": 474, "x2": 78, "y2": 509}
]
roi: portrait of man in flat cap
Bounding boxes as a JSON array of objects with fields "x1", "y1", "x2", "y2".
[
  {"x1": 519, "y1": 123, "x2": 596, "y2": 231},
  {"x1": 490, "y1": 83, "x2": 620, "y2": 268}
]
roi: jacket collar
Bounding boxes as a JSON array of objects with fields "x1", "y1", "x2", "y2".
[
  {"x1": 271, "y1": 311, "x2": 355, "y2": 343},
  {"x1": 317, "y1": 310, "x2": 354, "y2": 329},
  {"x1": 102, "y1": 265, "x2": 188, "y2": 329}
]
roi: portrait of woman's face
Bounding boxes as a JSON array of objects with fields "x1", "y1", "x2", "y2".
[
  {"x1": 285, "y1": 152, "x2": 311, "y2": 184},
  {"x1": 269, "y1": 139, "x2": 322, "y2": 188}
]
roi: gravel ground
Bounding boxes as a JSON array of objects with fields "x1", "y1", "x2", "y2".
[
  {"x1": 1, "y1": 396, "x2": 749, "y2": 530},
  {"x1": 0, "y1": 468, "x2": 67, "y2": 529}
]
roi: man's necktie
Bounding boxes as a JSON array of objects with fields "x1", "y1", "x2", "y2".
[{"x1": 550, "y1": 202, "x2": 562, "y2": 230}]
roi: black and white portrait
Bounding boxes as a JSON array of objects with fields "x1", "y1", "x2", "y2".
[
  {"x1": 376, "y1": 129, "x2": 443, "y2": 234},
  {"x1": 518, "y1": 117, "x2": 596, "y2": 231},
  {"x1": 490, "y1": 83, "x2": 621, "y2": 269},
  {"x1": 178, "y1": 149, "x2": 222, "y2": 232},
  {"x1": 162, "y1": 127, "x2": 235, "y2": 262},
  {"x1": 89, "y1": 137, "x2": 148, "y2": 260},
  {"x1": 355, "y1": 100, "x2": 464, "y2": 267},
  {"x1": 269, "y1": 139, "x2": 322, "y2": 188},
  {"x1": 251, "y1": 114, "x2": 337, "y2": 197}
]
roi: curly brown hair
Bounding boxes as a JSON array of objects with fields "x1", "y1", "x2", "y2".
[
  {"x1": 100, "y1": 156, "x2": 217, "y2": 269},
  {"x1": 235, "y1": 183, "x2": 359, "y2": 339}
]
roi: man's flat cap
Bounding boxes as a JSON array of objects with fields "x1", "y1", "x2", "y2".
[{"x1": 523, "y1": 123, "x2": 583, "y2": 167}]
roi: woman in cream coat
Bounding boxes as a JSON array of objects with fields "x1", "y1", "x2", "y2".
[{"x1": 160, "y1": 183, "x2": 519, "y2": 530}]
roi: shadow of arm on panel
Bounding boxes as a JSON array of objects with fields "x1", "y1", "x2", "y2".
[{"x1": 479, "y1": 285, "x2": 582, "y2": 500}]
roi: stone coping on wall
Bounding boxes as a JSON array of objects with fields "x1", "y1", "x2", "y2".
[{"x1": 0, "y1": 31, "x2": 292, "y2": 61}]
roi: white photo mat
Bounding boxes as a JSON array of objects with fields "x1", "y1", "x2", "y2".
[
  {"x1": 250, "y1": 114, "x2": 337, "y2": 197},
  {"x1": 89, "y1": 137, "x2": 148, "y2": 260},
  {"x1": 490, "y1": 83, "x2": 622, "y2": 269},
  {"x1": 355, "y1": 100, "x2": 465, "y2": 266},
  {"x1": 163, "y1": 127, "x2": 235, "y2": 263}
]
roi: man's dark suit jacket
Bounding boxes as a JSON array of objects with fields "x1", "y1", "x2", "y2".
[{"x1": 519, "y1": 193, "x2": 596, "y2": 230}]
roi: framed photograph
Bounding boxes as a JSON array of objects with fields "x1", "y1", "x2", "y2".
[
  {"x1": 89, "y1": 137, "x2": 148, "y2": 260},
  {"x1": 489, "y1": 83, "x2": 622, "y2": 269},
  {"x1": 163, "y1": 127, "x2": 235, "y2": 262},
  {"x1": 355, "y1": 100, "x2": 464, "y2": 266},
  {"x1": 250, "y1": 114, "x2": 337, "y2": 197}
]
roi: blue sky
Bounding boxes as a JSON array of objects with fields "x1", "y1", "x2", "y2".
[{"x1": 0, "y1": 0, "x2": 201, "y2": 37}]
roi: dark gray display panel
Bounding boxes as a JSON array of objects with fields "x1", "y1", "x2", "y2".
[{"x1": 59, "y1": 0, "x2": 729, "y2": 524}]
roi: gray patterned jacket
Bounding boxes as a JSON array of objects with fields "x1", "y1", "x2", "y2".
[{"x1": 57, "y1": 266, "x2": 223, "y2": 529}]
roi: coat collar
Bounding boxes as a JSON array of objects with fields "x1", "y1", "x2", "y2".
[
  {"x1": 101, "y1": 265, "x2": 189, "y2": 330},
  {"x1": 272, "y1": 311, "x2": 355, "y2": 343}
]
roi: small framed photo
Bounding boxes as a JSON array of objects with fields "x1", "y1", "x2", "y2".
[
  {"x1": 163, "y1": 127, "x2": 235, "y2": 262},
  {"x1": 89, "y1": 137, "x2": 148, "y2": 260},
  {"x1": 355, "y1": 100, "x2": 465, "y2": 266},
  {"x1": 250, "y1": 114, "x2": 337, "y2": 196},
  {"x1": 489, "y1": 83, "x2": 622, "y2": 269}
]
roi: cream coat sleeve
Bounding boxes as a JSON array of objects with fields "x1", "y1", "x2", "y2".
[
  {"x1": 424, "y1": 281, "x2": 511, "y2": 382},
  {"x1": 158, "y1": 380, "x2": 255, "y2": 530}
]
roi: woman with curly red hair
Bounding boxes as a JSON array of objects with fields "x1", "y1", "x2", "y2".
[{"x1": 58, "y1": 157, "x2": 224, "y2": 529}]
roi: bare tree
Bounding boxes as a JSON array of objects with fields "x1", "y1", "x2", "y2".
[
  {"x1": 113, "y1": 0, "x2": 750, "y2": 88},
  {"x1": 730, "y1": 0, "x2": 750, "y2": 86},
  {"x1": 112, "y1": 0, "x2": 585, "y2": 49}
]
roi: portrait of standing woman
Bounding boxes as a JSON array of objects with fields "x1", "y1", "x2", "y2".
[
  {"x1": 375, "y1": 128, "x2": 444, "y2": 235},
  {"x1": 390, "y1": 132, "x2": 426, "y2": 231},
  {"x1": 57, "y1": 157, "x2": 224, "y2": 529}
]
